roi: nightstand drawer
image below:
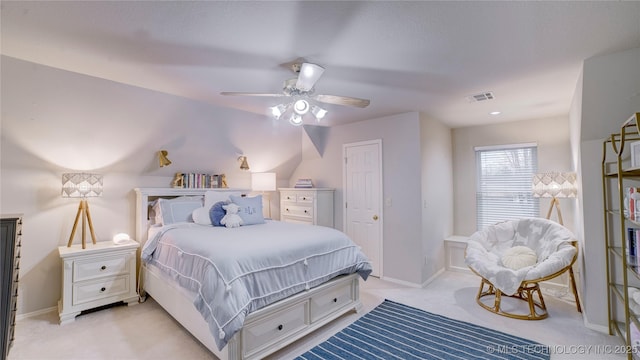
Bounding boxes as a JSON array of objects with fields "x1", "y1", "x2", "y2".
[
  {"x1": 74, "y1": 254, "x2": 129, "y2": 282},
  {"x1": 72, "y1": 275, "x2": 130, "y2": 305},
  {"x1": 282, "y1": 205, "x2": 312, "y2": 219}
]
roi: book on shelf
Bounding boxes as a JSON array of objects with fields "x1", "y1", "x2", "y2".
[
  {"x1": 294, "y1": 178, "x2": 314, "y2": 188},
  {"x1": 172, "y1": 173, "x2": 226, "y2": 189}
]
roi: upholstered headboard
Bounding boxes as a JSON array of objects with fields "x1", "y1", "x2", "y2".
[{"x1": 133, "y1": 187, "x2": 248, "y2": 247}]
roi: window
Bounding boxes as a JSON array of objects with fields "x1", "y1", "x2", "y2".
[{"x1": 475, "y1": 143, "x2": 539, "y2": 230}]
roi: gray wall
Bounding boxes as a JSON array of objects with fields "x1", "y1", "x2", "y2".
[
  {"x1": 452, "y1": 116, "x2": 575, "y2": 236},
  {"x1": 420, "y1": 114, "x2": 453, "y2": 282},
  {"x1": 0, "y1": 56, "x2": 302, "y2": 314},
  {"x1": 290, "y1": 112, "x2": 426, "y2": 285},
  {"x1": 573, "y1": 46, "x2": 640, "y2": 330}
]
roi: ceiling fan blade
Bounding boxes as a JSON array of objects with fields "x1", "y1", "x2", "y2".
[
  {"x1": 220, "y1": 92, "x2": 286, "y2": 97},
  {"x1": 314, "y1": 94, "x2": 370, "y2": 108},
  {"x1": 296, "y1": 63, "x2": 325, "y2": 91}
]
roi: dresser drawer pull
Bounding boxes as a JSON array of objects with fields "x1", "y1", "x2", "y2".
[
  {"x1": 101, "y1": 265, "x2": 107, "y2": 271},
  {"x1": 277, "y1": 324, "x2": 284, "y2": 331},
  {"x1": 100, "y1": 287, "x2": 106, "y2": 292},
  {"x1": 333, "y1": 298, "x2": 338, "y2": 303},
  {"x1": 302, "y1": 197, "x2": 307, "y2": 200},
  {"x1": 304, "y1": 210, "x2": 308, "y2": 214},
  {"x1": 285, "y1": 208, "x2": 290, "y2": 212}
]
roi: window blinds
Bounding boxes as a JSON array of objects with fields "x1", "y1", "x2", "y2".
[{"x1": 475, "y1": 145, "x2": 539, "y2": 230}]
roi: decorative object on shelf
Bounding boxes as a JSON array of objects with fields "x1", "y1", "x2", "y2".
[
  {"x1": 220, "y1": 173, "x2": 228, "y2": 188},
  {"x1": 220, "y1": 61, "x2": 369, "y2": 126},
  {"x1": 158, "y1": 150, "x2": 172, "y2": 167},
  {"x1": 531, "y1": 171, "x2": 577, "y2": 225},
  {"x1": 62, "y1": 173, "x2": 103, "y2": 249},
  {"x1": 172, "y1": 172, "x2": 184, "y2": 188},
  {"x1": 238, "y1": 156, "x2": 250, "y2": 171},
  {"x1": 294, "y1": 178, "x2": 313, "y2": 188},
  {"x1": 631, "y1": 142, "x2": 640, "y2": 168},
  {"x1": 252, "y1": 172, "x2": 276, "y2": 218}
]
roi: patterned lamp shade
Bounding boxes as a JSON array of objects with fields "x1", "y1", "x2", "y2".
[
  {"x1": 532, "y1": 172, "x2": 577, "y2": 198},
  {"x1": 61, "y1": 173, "x2": 103, "y2": 198}
]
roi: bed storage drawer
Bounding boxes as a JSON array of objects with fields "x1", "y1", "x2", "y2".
[
  {"x1": 243, "y1": 301, "x2": 308, "y2": 357},
  {"x1": 310, "y1": 280, "x2": 355, "y2": 322}
]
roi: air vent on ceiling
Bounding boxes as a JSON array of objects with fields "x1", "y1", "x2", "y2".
[{"x1": 466, "y1": 91, "x2": 495, "y2": 103}]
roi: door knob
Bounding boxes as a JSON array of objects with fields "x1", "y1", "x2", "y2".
[{"x1": 373, "y1": 215, "x2": 379, "y2": 221}]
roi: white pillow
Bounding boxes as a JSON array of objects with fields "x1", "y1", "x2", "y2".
[
  {"x1": 192, "y1": 207, "x2": 212, "y2": 226},
  {"x1": 204, "y1": 190, "x2": 243, "y2": 211},
  {"x1": 152, "y1": 196, "x2": 203, "y2": 225},
  {"x1": 501, "y1": 246, "x2": 538, "y2": 270}
]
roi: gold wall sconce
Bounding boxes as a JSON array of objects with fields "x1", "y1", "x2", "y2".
[
  {"x1": 238, "y1": 156, "x2": 250, "y2": 171},
  {"x1": 158, "y1": 150, "x2": 172, "y2": 167}
]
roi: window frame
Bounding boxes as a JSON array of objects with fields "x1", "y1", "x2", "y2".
[{"x1": 475, "y1": 142, "x2": 539, "y2": 230}]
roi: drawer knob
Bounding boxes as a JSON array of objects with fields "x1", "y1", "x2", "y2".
[
  {"x1": 101, "y1": 265, "x2": 107, "y2": 270},
  {"x1": 304, "y1": 210, "x2": 308, "y2": 214},
  {"x1": 277, "y1": 324, "x2": 284, "y2": 331},
  {"x1": 100, "y1": 287, "x2": 106, "y2": 292},
  {"x1": 285, "y1": 208, "x2": 290, "y2": 212},
  {"x1": 302, "y1": 197, "x2": 307, "y2": 200},
  {"x1": 333, "y1": 298, "x2": 338, "y2": 303}
]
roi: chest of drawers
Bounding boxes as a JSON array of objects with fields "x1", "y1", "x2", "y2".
[
  {"x1": 279, "y1": 188, "x2": 334, "y2": 227},
  {"x1": 58, "y1": 239, "x2": 139, "y2": 324},
  {"x1": 1, "y1": 215, "x2": 22, "y2": 360}
]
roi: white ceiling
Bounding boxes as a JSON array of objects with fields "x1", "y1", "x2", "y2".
[{"x1": 2, "y1": 1, "x2": 639, "y2": 128}]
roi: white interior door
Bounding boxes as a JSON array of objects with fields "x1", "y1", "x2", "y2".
[{"x1": 343, "y1": 140, "x2": 382, "y2": 277}]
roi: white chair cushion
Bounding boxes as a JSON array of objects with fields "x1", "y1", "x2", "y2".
[
  {"x1": 501, "y1": 246, "x2": 537, "y2": 270},
  {"x1": 465, "y1": 218, "x2": 577, "y2": 295}
]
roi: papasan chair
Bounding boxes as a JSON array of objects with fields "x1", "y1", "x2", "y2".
[{"x1": 465, "y1": 217, "x2": 581, "y2": 320}]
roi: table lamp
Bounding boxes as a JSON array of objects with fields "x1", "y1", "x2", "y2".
[
  {"x1": 62, "y1": 173, "x2": 103, "y2": 249},
  {"x1": 251, "y1": 172, "x2": 276, "y2": 218},
  {"x1": 532, "y1": 171, "x2": 577, "y2": 225}
]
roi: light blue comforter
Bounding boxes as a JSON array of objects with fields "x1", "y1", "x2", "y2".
[{"x1": 141, "y1": 220, "x2": 372, "y2": 350}]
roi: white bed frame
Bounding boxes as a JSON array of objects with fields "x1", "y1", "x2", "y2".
[{"x1": 134, "y1": 188, "x2": 363, "y2": 360}]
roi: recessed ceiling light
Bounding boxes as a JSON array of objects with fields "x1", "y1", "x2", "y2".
[{"x1": 489, "y1": 111, "x2": 501, "y2": 115}]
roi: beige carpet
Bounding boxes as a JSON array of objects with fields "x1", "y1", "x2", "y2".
[{"x1": 8, "y1": 271, "x2": 624, "y2": 360}]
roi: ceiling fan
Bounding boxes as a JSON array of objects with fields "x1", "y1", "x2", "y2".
[{"x1": 220, "y1": 62, "x2": 370, "y2": 125}]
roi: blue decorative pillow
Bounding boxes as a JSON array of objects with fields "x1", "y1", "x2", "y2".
[
  {"x1": 209, "y1": 201, "x2": 229, "y2": 227},
  {"x1": 229, "y1": 195, "x2": 265, "y2": 225}
]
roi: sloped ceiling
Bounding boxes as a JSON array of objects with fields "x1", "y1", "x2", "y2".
[{"x1": 1, "y1": 1, "x2": 639, "y2": 128}]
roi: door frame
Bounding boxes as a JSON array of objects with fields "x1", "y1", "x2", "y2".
[{"x1": 342, "y1": 139, "x2": 383, "y2": 277}]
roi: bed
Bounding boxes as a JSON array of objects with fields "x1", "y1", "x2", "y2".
[{"x1": 134, "y1": 187, "x2": 372, "y2": 360}]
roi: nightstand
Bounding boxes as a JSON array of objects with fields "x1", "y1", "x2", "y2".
[{"x1": 58, "y1": 239, "x2": 139, "y2": 324}]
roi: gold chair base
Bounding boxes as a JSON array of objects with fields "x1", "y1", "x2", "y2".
[{"x1": 476, "y1": 278, "x2": 548, "y2": 320}]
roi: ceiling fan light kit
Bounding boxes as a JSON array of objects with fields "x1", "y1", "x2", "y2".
[{"x1": 221, "y1": 61, "x2": 370, "y2": 126}]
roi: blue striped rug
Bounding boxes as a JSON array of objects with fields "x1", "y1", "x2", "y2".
[{"x1": 296, "y1": 300, "x2": 549, "y2": 360}]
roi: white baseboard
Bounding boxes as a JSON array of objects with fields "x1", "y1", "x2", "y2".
[
  {"x1": 16, "y1": 306, "x2": 57, "y2": 321},
  {"x1": 380, "y1": 276, "x2": 423, "y2": 288},
  {"x1": 381, "y1": 267, "x2": 446, "y2": 289}
]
